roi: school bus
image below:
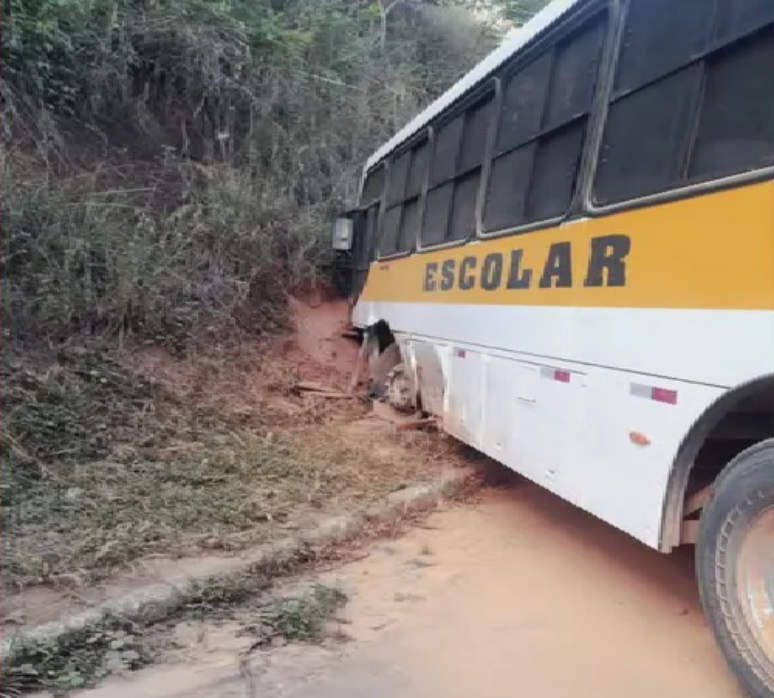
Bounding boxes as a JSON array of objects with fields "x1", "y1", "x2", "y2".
[{"x1": 331, "y1": 1, "x2": 774, "y2": 695}]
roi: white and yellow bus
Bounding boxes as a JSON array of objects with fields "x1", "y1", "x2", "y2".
[{"x1": 332, "y1": 0, "x2": 774, "y2": 695}]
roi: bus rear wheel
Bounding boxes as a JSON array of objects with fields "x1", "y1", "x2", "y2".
[{"x1": 697, "y1": 439, "x2": 774, "y2": 698}]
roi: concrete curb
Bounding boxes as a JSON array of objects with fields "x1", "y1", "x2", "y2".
[{"x1": 1, "y1": 469, "x2": 474, "y2": 665}]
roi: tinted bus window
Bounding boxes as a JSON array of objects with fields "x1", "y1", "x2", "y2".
[
  {"x1": 483, "y1": 13, "x2": 607, "y2": 233},
  {"x1": 357, "y1": 165, "x2": 385, "y2": 268},
  {"x1": 421, "y1": 90, "x2": 494, "y2": 246},
  {"x1": 594, "y1": 67, "x2": 700, "y2": 204},
  {"x1": 593, "y1": 0, "x2": 774, "y2": 206},
  {"x1": 361, "y1": 166, "x2": 384, "y2": 205},
  {"x1": 689, "y1": 26, "x2": 774, "y2": 179},
  {"x1": 380, "y1": 136, "x2": 429, "y2": 257}
]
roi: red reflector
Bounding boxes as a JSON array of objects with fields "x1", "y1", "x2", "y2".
[
  {"x1": 554, "y1": 370, "x2": 570, "y2": 383},
  {"x1": 456, "y1": 349, "x2": 466, "y2": 358},
  {"x1": 651, "y1": 387, "x2": 677, "y2": 405}
]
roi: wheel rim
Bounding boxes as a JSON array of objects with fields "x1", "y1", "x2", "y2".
[{"x1": 736, "y1": 506, "x2": 774, "y2": 669}]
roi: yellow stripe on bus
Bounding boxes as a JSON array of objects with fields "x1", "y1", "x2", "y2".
[{"x1": 361, "y1": 180, "x2": 774, "y2": 311}]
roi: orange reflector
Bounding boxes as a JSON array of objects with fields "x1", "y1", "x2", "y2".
[{"x1": 629, "y1": 431, "x2": 651, "y2": 446}]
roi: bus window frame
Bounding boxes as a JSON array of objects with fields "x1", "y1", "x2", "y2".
[
  {"x1": 361, "y1": 160, "x2": 390, "y2": 263},
  {"x1": 359, "y1": 161, "x2": 386, "y2": 208},
  {"x1": 476, "y1": 0, "x2": 615, "y2": 241},
  {"x1": 581, "y1": 0, "x2": 774, "y2": 218},
  {"x1": 375, "y1": 130, "x2": 431, "y2": 262},
  {"x1": 416, "y1": 79, "x2": 500, "y2": 254},
  {"x1": 358, "y1": 162, "x2": 388, "y2": 269}
]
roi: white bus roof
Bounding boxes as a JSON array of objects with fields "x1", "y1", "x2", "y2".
[{"x1": 365, "y1": 0, "x2": 582, "y2": 172}]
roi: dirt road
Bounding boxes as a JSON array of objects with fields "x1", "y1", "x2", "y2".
[{"x1": 72, "y1": 482, "x2": 744, "y2": 698}]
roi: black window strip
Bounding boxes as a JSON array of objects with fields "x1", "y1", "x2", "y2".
[
  {"x1": 361, "y1": 165, "x2": 385, "y2": 207},
  {"x1": 422, "y1": 167, "x2": 483, "y2": 246},
  {"x1": 537, "y1": 46, "x2": 557, "y2": 131},
  {"x1": 381, "y1": 4, "x2": 614, "y2": 248},
  {"x1": 483, "y1": 120, "x2": 589, "y2": 235},
  {"x1": 432, "y1": 93, "x2": 494, "y2": 182},
  {"x1": 711, "y1": 0, "x2": 774, "y2": 44},
  {"x1": 678, "y1": 62, "x2": 708, "y2": 181},
  {"x1": 705, "y1": 0, "x2": 725, "y2": 49}
]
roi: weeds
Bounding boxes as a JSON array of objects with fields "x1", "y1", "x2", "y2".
[
  {"x1": 1, "y1": 347, "x2": 157, "y2": 498},
  {"x1": 1, "y1": 618, "x2": 148, "y2": 696},
  {"x1": 183, "y1": 574, "x2": 274, "y2": 618},
  {"x1": 180, "y1": 575, "x2": 347, "y2": 646},
  {"x1": 0, "y1": 161, "x2": 324, "y2": 346},
  {"x1": 256, "y1": 584, "x2": 348, "y2": 645}
]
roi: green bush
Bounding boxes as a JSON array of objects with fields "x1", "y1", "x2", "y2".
[{"x1": 0, "y1": 0, "x2": 514, "y2": 345}]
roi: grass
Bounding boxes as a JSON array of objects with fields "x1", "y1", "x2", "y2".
[
  {"x1": 255, "y1": 584, "x2": 348, "y2": 644},
  {"x1": 1, "y1": 618, "x2": 149, "y2": 696},
  {"x1": 0, "y1": 343, "x2": 435, "y2": 590},
  {"x1": 178, "y1": 576, "x2": 348, "y2": 646}
]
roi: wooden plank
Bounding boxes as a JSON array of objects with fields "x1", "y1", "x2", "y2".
[
  {"x1": 306, "y1": 393, "x2": 351, "y2": 400},
  {"x1": 296, "y1": 381, "x2": 337, "y2": 393}
]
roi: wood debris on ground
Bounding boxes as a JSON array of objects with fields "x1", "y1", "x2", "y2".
[{"x1": 294, "y1": 381, "x2": 351, "y2": 399}]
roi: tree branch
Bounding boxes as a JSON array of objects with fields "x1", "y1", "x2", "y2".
[{"x1": 378, "y1": 0, "x2": 405, "y2": 51}]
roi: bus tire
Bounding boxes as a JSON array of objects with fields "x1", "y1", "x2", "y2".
[{"x1": 697, "y1": 438, "x2": 774, "y2": 698}]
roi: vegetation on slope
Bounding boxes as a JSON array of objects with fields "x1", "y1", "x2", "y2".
[
  {"x1": 1, "y1": 0, "x2": 547, "y2": 593},
  {"x1": 2, "y1": 0, "x2": 506, "y2": 344}
]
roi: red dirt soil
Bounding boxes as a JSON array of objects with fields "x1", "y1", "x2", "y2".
[{"x1": 279, "y1": 296, "x2": 359, "y2": 390}]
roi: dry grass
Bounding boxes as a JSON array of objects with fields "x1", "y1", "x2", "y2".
[{"x1": 1, "y1": 341, "x2": 451, "y2": 591}]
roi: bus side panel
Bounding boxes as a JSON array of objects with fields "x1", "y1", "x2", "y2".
[
  {"x1": 400, "y1": 330, "x2": 726, "y2": 548},
  {"x1": 410, "y1": 341, "x2": 446, "y2": 417},
  {"x1": 572, "y1": 367, "x2": 723, "y2": 546},
  {"x1": 445, "y1": 347, "x2": 485, "y2": 447}
]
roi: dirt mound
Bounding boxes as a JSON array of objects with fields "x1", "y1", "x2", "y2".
[
  {"x1": 128, "y1": 296, "x2": 360, "y2": 424},
  {"x1": 278, "y1": 297, "x2": 359, "y2": 390}
]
